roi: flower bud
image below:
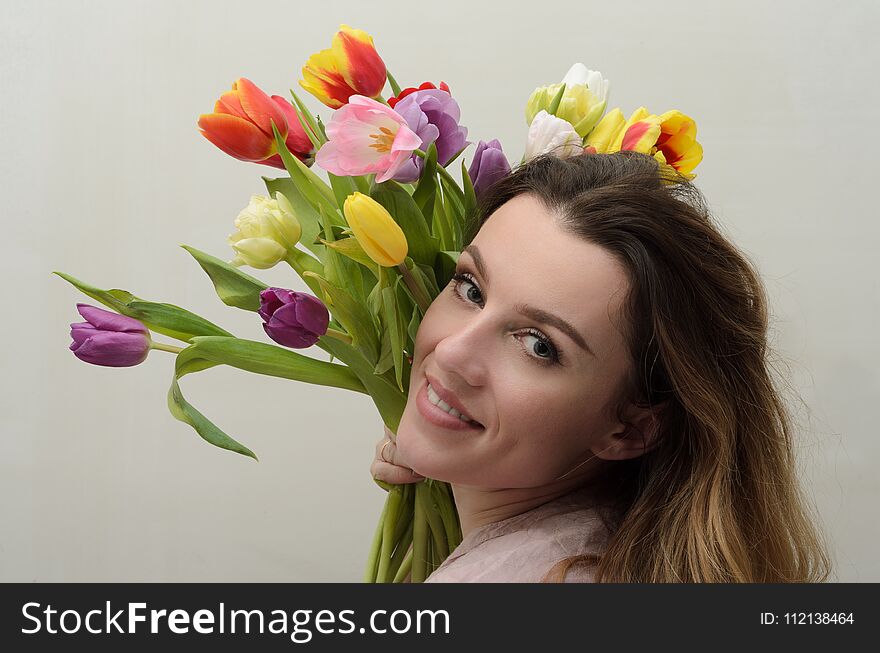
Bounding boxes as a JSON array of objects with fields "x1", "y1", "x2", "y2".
[
  {"x1": 259, "y1": 287, "x2": 330, "y2": 348},
  {"x1": 523, "y1": 111, "x2": 584, "y2": 162},
  {"x1": 342, "y1": 192, "x2": 408, "y2": 267},
  {"x1": 525, "y1": 64, "x2": 610, "y2": 138},
  {"x1": 228, "y1": 193, "x2": 302, "y2": 269},
  {"x1": 467, "y1": 139, "x2": 511, "y2": 201},
  {"x1": 69, "y1": 303, "x2": 151, "y2": 367}
]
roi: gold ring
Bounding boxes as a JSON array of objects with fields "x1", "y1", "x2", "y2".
[{"x1": 380, "y1": 439, "x2": 392, "y2": 463}]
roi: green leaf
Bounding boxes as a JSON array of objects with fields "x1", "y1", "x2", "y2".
[
  {"x1": 328, "y1": 172, "x2": 359, "y2": 209},
  {"x1": 270, "y1": 121, "x2": 337, "y2": 215},
  {"x1": 434, "y1": 250, "x2": 460, "y2": 289},
  {"x1": 386, "y1": 69, "x2": 403, "y2": 97},
  {"x1": 319, "y1": 237, "x2": 380, "y2": 279},
  {"x1": 412, "y1": 142, "x2": 438, "y2": 228},
  {"x1": 439, "y1": 172, "x2": 466, "y2": 250},
  {"x1": 381, "y1": 284, "x2": 407, "y2": 392},
  {"x1": 318, "y1": 336, "x2": 407, "y2": 433},
  {"x1": 54, "y1": 271, "x2": 231, "y2": 342},
  {"x1": 181, "y1": 246, "x2": 268, "y2": 312},
  {"x1": 547, "y1": 83, "x2": 567, "y2": 115},
  {"x1": 302, "y1": 271, "x2": 380, "y2": 364},
  {"x1": 406, "y1": 301, "x2": 421, "y2": 348},
  {"x1": 288, "y1": 88, "x2": 326, "y2": 148},
  {"x1": 177, "y1": 336, "x2": 367, "y2": 392},
  {"x1": 431, "y1": 192, "x2": 453, "y2": 251},
  {"x1": 264, "y1": 177, "x2": 326, "y2": 261},
  {"x1": 370, "y1": 180, "x2": 440, "y2": 267},
  {"x1": 167, "y1": 376, "x2": 257, "y2": 460},
  {"x1": 461, "y1": 160, "x2": 479, "y2": 245}
]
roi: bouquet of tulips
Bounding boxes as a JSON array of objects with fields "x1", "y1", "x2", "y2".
[{"x1": 58, "y1": 24, "x2": 702, "y2": 582}]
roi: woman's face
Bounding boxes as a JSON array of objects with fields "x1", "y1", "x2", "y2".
[{"x1": 396, "y1": 194, "x2": 639, "y2": 488}]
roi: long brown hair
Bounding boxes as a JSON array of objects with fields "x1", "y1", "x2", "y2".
[{"x1": 470, "y1": 151, "x2": 831, "y2": 582}]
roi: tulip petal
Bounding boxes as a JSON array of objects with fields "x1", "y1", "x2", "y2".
[
  {"x1": 69, "y1": 322, "x2": 97, "y2": 349},
  {"x1": 294, "y1": 295, "x2": 330, "y2": 335},
  {"x1": 263, "y1": 322, "x2": 318, "y2": 349},
  {"x1": 271, "y1": 95, "x2": 314, "y2": 157},
  {"x1": 215, "y1": 91, "x2": 249, "y2": 120},
  {"x1": 198, "y1": 113, "x2": 275, "y2": 161},
  {"x1": 301, "y1": 48, "x2": 353, "y2": 109},
  {"x1": 673, "y1": 141, "x2": 703, "y2": 175},
  {"x1": 332, "y1": 24, "x2": 386, "y2": 98},
  {"x1": 76, "y1": 303, "x2": 148, "y2": 334},
  {"x1": 585, "y1": 108, "x2": 625, "y2": 153},
  {"x1": 235, "y1": 77, "x2": 289, "y2": 140},
  {"x1": 621, "y1": 120, "x2": 661, "y2": 153},
  {"x1": 72, "y1": 331, "x2": 150, "y2": 367}
]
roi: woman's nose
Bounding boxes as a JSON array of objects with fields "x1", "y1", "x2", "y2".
[{"x1": 432, "y1": 318, "x2": 490, "y2": 387}]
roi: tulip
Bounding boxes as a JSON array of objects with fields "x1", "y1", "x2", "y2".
[
  {"x1": 651, "y1": 110, "x2": 703, "y2": 176},
  {"x1": 228, "y1": 193, "x2": 302, "y2": 269},
  {"x1": 69, "y1": 304, "x2": 151, "y2": 367},
  {"x1": 198, "y1": 78, "x2": 314, "y2": 169},
  {"x1": 314, "y1": 95, "x2": 422, "y2": 183},
  {"x1": 388, "y1": 88, "x2": 469, "y2": 183},
  {"x1": 585, "y1": 107, "x2": 703, "y2": 177},
  {"x1": 467, "y1": 139, "x2": 511, "y2": 201},
  {"x1": 342, "y1": 192, "x2": 408, "y2": 267},
  {"x1": 525, "y1": 64, "x2": 609, "y2": 138},
  {"x1": 300, "y1": 25, "x2": 387, "y2": 109},
  {"x1": 259, "y1": 288, "x2": 330, "y2": 349},
  {"x1": 523, "y1": 110, "x2": 584, "y2": 162},
  {"x1": 388, "y1": 81, "x2": 450, "y2": 108}
]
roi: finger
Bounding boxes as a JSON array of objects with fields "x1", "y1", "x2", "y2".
[
  {"x1": 371, "y1": 460, "x2": 424, "y2": 484},
  {"x1": 384, "y1": 425, "x2": 397, "y2": 443}
]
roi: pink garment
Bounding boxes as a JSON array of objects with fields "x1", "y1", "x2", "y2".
[{"x1": 425, "y1": 486, "x2": 614, "y2": 583}]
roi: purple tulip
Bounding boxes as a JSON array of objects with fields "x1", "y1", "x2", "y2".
[
  {"x1": 69, "y1": 303, "x2": 151, "y2": 367},
  {"x1": 259, "y1": 287, "x2": 330, "y2": 348},
  {"x1": 391, "y1": 89, "x2": 469, "y2": 183},
  {"x1": 468, "y1": 139, "x2": 511, "y2": 201}
]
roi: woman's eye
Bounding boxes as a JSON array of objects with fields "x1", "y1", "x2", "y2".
[
  {"x1": 451, "y1": 272, "x2": 483, "y2": 305},
  {"x1": 518, "y1": 330, "x2": 559, "y2": 363},
  {"x1": 449, "y1": 271, "x2": 562, "y2": 365}
]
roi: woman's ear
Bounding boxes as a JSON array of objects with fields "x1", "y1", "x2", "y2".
[{"x1": 591, "y1": 400, "x2": 668, "y2": 461}]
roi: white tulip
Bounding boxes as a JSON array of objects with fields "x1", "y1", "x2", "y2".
[
  {"x1": 561, "y1": 63, "x2": 610, "y2": 105},
  {"x1": 523, "y1": 110, "x2": 584, "y2": 162}
]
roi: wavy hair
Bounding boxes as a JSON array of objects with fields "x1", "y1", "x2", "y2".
[{"x1": 468, "y1": 152, "x2": 831, "y2": 582}]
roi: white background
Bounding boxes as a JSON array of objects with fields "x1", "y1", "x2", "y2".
[{"x1": 1, "y1": 0, "x2": 876, "y2": 581}]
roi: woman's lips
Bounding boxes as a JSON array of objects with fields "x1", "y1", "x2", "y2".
[{"x1": 416, "y1": 379, "x2": 484, "y2": 432}]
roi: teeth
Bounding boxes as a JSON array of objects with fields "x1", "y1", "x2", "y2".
[{"x1": 427, "y1": 383, "x2": 477, "y2": 424}]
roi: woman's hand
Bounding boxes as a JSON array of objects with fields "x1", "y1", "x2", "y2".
[{"x1": 371, "y1": 425, "x2": 425, "y2": 485}]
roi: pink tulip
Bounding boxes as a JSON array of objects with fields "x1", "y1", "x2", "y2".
[{"x1": 314, "y1": 95, "x2": 422, "y2": 183}]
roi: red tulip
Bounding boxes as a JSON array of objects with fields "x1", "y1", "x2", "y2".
[
  {"x1": 388, "y1": 81, "x2": 450, "y2": 108},
  {"x1": 198, "y1": 78, "x2": 314, "y2": 169}
]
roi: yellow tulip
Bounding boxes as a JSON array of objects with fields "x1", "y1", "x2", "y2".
[
  {"x1": 584, "y1": 107, "x2": 702, "y2": 179},
  {"x1": 342, "y1": 192, "x2": 408, "y2": 267},
  {"x1": 525, "y1": 64, "x2": 610, "y2": 138}
]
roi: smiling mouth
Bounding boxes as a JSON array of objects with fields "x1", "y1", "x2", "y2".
[{"x1": 426, "y1": 382, "x2": 482, "y2": 427}]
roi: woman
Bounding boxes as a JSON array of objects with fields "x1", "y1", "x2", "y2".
[{"x1": 371, "y1": 151, "x2": 832, "y2": 582}]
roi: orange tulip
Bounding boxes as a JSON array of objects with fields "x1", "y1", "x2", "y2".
[
  {"x1": 300, "y1": 25, "x2": 387, "y2": 109},
  {"x1": 198, "y1": 78, "x2": 314, "y2": 169}
]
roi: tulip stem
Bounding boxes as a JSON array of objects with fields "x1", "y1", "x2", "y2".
[
  {"x1": 386, "y1": 70, "x2": 402, "y2": 97},
  {"x1": 325, "y1": 327, "x2": 353, "y2": 345},
  {"x1": 150, "y1": 342, "x2": 183, "y2": 355},
  {"x1": 413, "y1": 149, "x2": 459, "y2": 190},
  {"x1": 396, "y1": 263, "x2": 432, "y2": 314}
]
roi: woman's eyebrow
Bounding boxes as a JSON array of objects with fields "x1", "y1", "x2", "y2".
[{"x1": 461, "y1": 244, "x2": 595, "y2": 357}]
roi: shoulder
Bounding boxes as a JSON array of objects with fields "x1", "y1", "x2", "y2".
[{"x1": 426, "y1": 501, "x2": 612, "y2": 583}]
